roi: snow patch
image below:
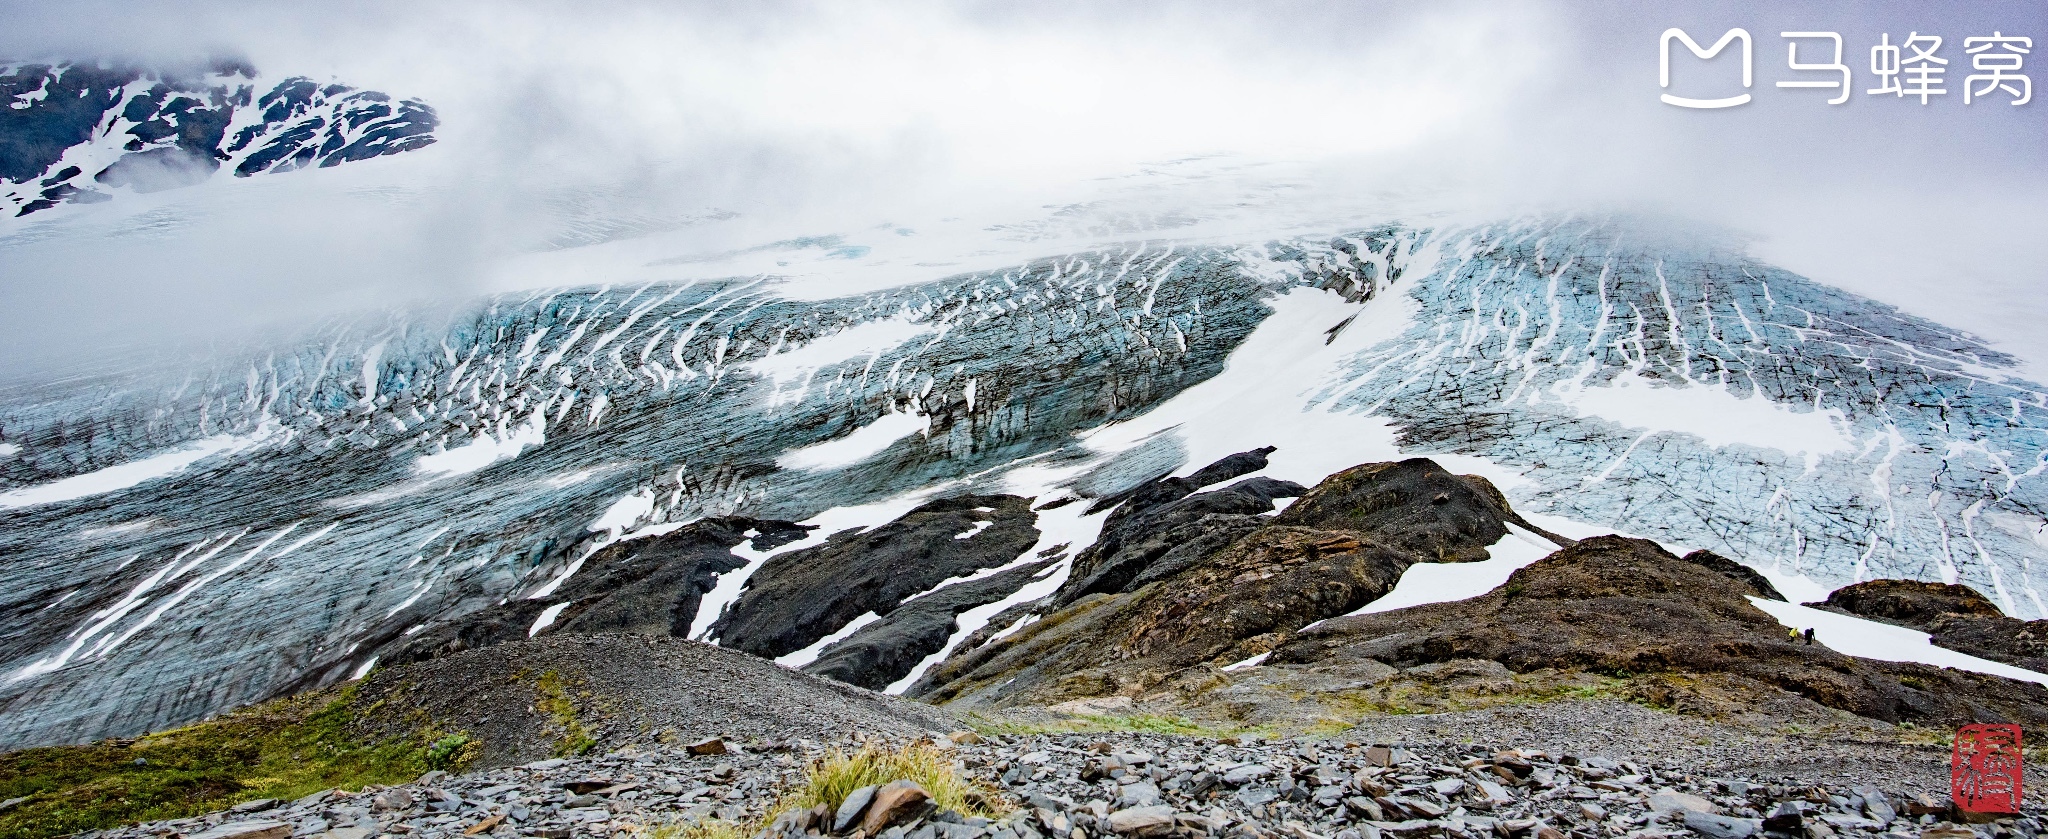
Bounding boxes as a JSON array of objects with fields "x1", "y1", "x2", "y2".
[
  {"x1": 775, "y1": 611, "x2": 881, "y2": 668},
  {"x1": 589, "y1": 489, "x2": 656, "y2": 537},
  {"x1": 529, "y1": 602, "x2": 571, "y2": 637},
  {"x1": 1548, "y1": 371, "x2": 1852, "y2": 460},
  {"x1": 528, "y1": 488, "x2": 657, "y2": 600},
  {"x1": 1078, "y1": 284, "x2": 1528, "y2": 492},
  {"x1": 1348, "y1": 521, "x2": 1563, "y2": 615},
  {"x1": 776, "y1": 409, "x2": 929, "y2": 470},
  {"x1": 1222, "y1": 651, "x2": 1270, "y2": 671},
  {"x1": 0, "y1": 429, "x2": 271, "y2": 509},
  {"x1": 1747, "y1": 596, "x2": 2048, "y2": 686},
  {"x1": 415, "y1": 411, "x2": 546, "y2": 476}
]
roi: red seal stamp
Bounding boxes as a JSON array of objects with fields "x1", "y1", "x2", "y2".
[{"x1": 1953, "y1": 723, "x2": 2024, "y2": 815}]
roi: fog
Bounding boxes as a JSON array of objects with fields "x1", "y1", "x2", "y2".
[{"x1": 1, "y1": 0, "x2": 2043, "y2": 377}]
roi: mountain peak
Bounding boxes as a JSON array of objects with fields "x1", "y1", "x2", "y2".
[{"x1": 0, "y1": 59, "x2": 437, "y2": 217}]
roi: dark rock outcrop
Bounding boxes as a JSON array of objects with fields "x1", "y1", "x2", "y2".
[
  {"x1": 1060, "y1": 447, "x2": 1306, "y2": 605},
  {"x1": 1270, "y1": 457, "x2": 1556, "y2": 560},
  {"x1": 1817, "y1": 579, "x2": 2048, "y2": 672},
  {"x1": 384, "y1": 517, "x2": 810, "y2": 667},
  {"x1": 1679, "y1": 549, "x2": 1786, "y2": 600},
  {"x1": 1270, "y1": 535, "x2": 2048, "y2": 727},
  {"x1": 710, "y1": 494, "x2": 1040, "y2": 659},
  {"x1": 1819, "y1": 579, "x2": 2006, "y2": 623},
  {"x1": 800, "y1": 555, "x2": 1061, "y2": 690},
  {"x1": 912, "y1": 457, "x2": 1565, "y2": 706}
]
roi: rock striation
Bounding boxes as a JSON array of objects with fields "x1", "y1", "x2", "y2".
[
  {"x1": 711, "y1": 495, "x2": 1041, "y2": 660},
  {"x1": 377, "y1": 518, "x2": 813, "y2": 672}
]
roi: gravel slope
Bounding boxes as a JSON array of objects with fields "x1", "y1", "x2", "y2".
[{"x1": 350, "y1": 634, "x2": 957, "y2": 768}]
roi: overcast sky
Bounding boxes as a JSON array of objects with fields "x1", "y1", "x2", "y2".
[{"x1": 2, "y1": 0, "x2": 2043, "y2": 376}]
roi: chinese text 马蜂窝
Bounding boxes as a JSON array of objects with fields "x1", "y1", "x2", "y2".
[{"x1": 1660, "y1": 28, "x2": 2031, "y2": 108}]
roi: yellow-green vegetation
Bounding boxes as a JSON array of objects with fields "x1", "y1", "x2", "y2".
[
  {"x1": 0, "y1": 685, "x2": 474, "y2": 839},
  {"x1": 968, "y1": 711, "x2": 1265, "y2": 739},
  {"x1": 648, "y1": 742, "x2": 1004, "y2": 839},
  {"x1": 654, "y1": 818, "x2": 752, "y2": 839},
  {"x1": 790, "y1": 742, "x2": 1002, "y2": 818},
  {"x1": 1325, "y1": 671, "x2": 1634, "y2": 719},
  {"x1": 533, "y1": 670, "x2": 596, "y2": 757}
]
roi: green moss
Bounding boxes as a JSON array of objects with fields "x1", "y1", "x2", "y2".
[
  {"x1": 0, "y1": 685, "x2": 472, "y2": 839},
  {"x1": 424, "y1": 734, "x2": 476, "y2": 771},
  {"x1": 534, "y1": 670, "x2": 596, "y2": 757}
]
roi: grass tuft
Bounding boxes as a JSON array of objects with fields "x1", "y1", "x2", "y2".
[
  {"x1": 651, "y1": 818, "x2": 752, "y2": 839},
  {"x1": 648, "y1": 742, "x2": 1003, "y2": 839},
  {"x1": 789, "y1": 742, "x2": 1000, "y2": 818}
]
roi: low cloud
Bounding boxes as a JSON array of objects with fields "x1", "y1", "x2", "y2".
[{"x1": 0, "y1": 0, "x2": 2042, "y2": 375}]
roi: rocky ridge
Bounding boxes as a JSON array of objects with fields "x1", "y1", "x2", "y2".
[
  {"x1": 907, "y1": 458, "x2": 2048, "y2": 736},
  {"x1": 913, "y1": 457, "x2": 1563, "y2": 710}
]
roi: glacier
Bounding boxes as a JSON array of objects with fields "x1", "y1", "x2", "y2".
[{"x1": 0, "y1": 214, "x2": 2043, "y2": 749}]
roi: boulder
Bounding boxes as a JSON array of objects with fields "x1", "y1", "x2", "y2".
[
  {"x1": 833, "y1": 785, "x2": 879, "y2": 833},
  {"x1": 1105, "y1": 804, "x2": 1177, "y2": 835},
  {"x1": 1650, "y1": 789, "x2": 1719, "y2": 815},
  {"x1": 186, "y1": 822, "x2": 292, "y2": 839},
  {"x1": 859, "y1": 780, "x2": 934, "y2": 834},
  {"x1": 1683, "y1": 812, "x2": 1757, "y2": 839}
]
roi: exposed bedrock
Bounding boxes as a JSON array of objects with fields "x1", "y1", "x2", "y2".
[
  {"x1": 711, "y1": 494, "x2": 1040, "y2": 659},
  {"x1": 381, "y1": 518, "x2": 812, "y2": 668},
  {"x1": 910, "y1": 455, "x2": 2048, "y2": 731},
  {"x1": 1060, "y1": 446, "x2": 1306, "y2": 606},
  {"x1": 1268, "y1": 535, "x2": 2048, "y2": 727},
  {"x1": 1817, "y1": 579, "x2": 2048, "y2": 673},
  {"x1": 799, "y1": 555, "x2": 1061, "y2": 690},
  {"x1": 910, "y1": 457, "x2": 1564, "y2": 705},
  {"x1": 374, "y1": 492, "x2": 1061, "y2": 696}
]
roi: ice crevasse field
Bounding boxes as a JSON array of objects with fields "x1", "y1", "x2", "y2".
[{"x1": 2, "y1": 117, "x2": 2047, "y2": 750}]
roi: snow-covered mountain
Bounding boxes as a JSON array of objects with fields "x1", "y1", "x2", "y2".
[
  {"x1": 1, "y1": 205, "x2": 2043, "y2": 748},
  {"x1": 1, "y1": 58, "x2": 436, "y2": 217}
]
